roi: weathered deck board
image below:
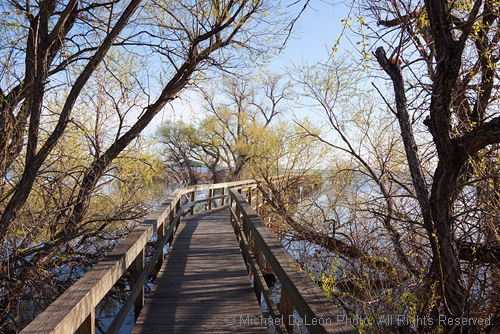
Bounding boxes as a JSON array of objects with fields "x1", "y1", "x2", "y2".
[{"x1": 132, "y1": 207, "x2": 267, "y2": 333}]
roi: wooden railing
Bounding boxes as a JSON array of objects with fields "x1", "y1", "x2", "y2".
[
  {"x1": 21, "y1": 177, "x2": 356, "y2": 334},
  {"x1": 20, "y1": 179, "x2": 258, "y2": 334},
  {"x1": 229, "y1": 188, "x2": 357, "y2": 334}
]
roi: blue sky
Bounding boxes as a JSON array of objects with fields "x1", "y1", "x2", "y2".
[
  {"x1": 148, "y1": 1, "x2": 353, "y2": 131},
  {"x1": 269, "y1": 1, "x2": 351, "y2": 71}
]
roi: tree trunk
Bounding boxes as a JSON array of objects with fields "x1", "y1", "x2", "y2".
[{"x1": 375, "y1": 45, "x2": 471, "y2": 330}]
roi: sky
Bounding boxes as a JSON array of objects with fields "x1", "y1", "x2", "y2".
[
  {"x1": 268, "y1": 1, "x2": 351, "y2": 70},
  {"x1": 146, "y1": 1, "x2": 353, "y2": 133}
]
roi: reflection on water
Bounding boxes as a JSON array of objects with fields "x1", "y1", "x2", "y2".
[{"x1": 259, "y1": 280, "x2": 309, "y2": 334}]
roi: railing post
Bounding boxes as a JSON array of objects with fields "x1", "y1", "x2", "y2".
[
  {"x1": 157, "y1": 215, "x2": 165, "y2": 268},
  {"x1": 280, "y1": 288, "x2": 294, "y2": 333},
  {"x1": 247, "y1": 188, "x2": 252, "y2": 206},
  {"x1": 235, "y1": 203, "x2": 240, "y2": 224},
  {"x1": 242, "y1": 209, "x2": 252, "y2": 249},
  {"x1": 190, "y1": 191, "x2": 196, "y2": 215},
  {"x1": 75, "y1": 309, "x2": 95, "y2": 334},
  {"x1": 253, "y1": 241, "x2": 266, "y2": 270},
  {"x1": 134, "y1": 248, "x2": 145, "y2": 320},
  {"x1": 175, "y1": 198, "x2": 181, "y2": 228},
  {"x1": 255, "y1": 189, "x2": 259, "y2": 212},
  {"x1": 168, "y1": 209, "x2": 175, "y2": 244},
  {"x1": 178, "y1": 196, "x2": 182, "y2": 211},
  {"x1": 208, "y1": 188, "x2": 214, "y2": 210}
]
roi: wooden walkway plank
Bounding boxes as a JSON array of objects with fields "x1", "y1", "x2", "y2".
[{"x1": 132, "y1": 207, "x2": 267, "y2": 333}]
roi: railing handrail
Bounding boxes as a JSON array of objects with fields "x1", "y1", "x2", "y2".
[
  {"x1": 229, "y1": 189, "x2": 358, "y2": 334},
  {"x1": 21, "y1": 175, "x2": 336, "y2": 334},
  {"x1": 20, "y1": 179, "x2": 260, "y2": 334}
]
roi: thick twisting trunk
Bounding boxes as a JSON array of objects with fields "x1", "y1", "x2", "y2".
[{"x1": 375, "y1": 46, "x2": 470, "y2": 329}]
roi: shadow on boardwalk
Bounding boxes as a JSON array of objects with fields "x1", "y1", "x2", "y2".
[{"x1": 132, "y1": 207, "x2": 266, "y2": 333}]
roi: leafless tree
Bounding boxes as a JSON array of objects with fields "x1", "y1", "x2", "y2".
[{"x1": 0, "y1": 0, "x2": 287, "y2": 331}]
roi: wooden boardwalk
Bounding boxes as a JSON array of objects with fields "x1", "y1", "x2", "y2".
[
  {"x1": 21, "y1": 180, "x2": 356, "y2": 334},
  {"x1": 132, "y1": 206, "x2": 267, "y2": 333}
]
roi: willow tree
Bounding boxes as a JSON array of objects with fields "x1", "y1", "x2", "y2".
[
  {"x1": 199, "y1": 73, "x2": 292, "y2": 180},
  {"x1": 0, "y1": 0, "x2": 287, "y2": 331},
  {"x1": 156, "y1": 120, "x2": 202, "y2": 185}
]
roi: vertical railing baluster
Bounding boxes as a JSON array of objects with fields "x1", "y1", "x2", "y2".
[
  {"x1": 75, "y1": 309, "x2": 95, "y2": 334},
  {"x1": 190, "y1": 191, "x2": 195, "y2": 215},
  {"x1": 235, "y1": 202, "x2": 240, "y2": 224},
  {"x1": 175, "y1": 199, "x2": 181, "y2": 228},
  {"x1": 157, "y1": 216, "x2": 165, "y2": 269},
  {"x1": 134, "y1": 249, "x2": 145, "y2": 320},
  {"x1": 255, "y1": 188, "x2": 259, "y2": 212},
  {"x1": 175, "y1": 199, "x2": 181, "y2": 214},
  {"x1": 253, "y1": 242, "x2": 265, "y2": 270},
  {"x1": 167, "y1": 209, "x2": 174, "y2": 244},
  {"x1": 280, "y1": 288, "x2": 294, "y2": 333},
  {"x1": 208, "y1": 188, "x2": 214, "y2": 210}
]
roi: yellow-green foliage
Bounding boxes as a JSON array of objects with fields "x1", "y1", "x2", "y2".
[{"x1": 248, "y1": 118, "x2": 327, "y2": 177}]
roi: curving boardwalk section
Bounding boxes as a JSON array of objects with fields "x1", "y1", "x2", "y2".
[{"x1": 132, "y1": 207, "x2": 266, "y2": 333}]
